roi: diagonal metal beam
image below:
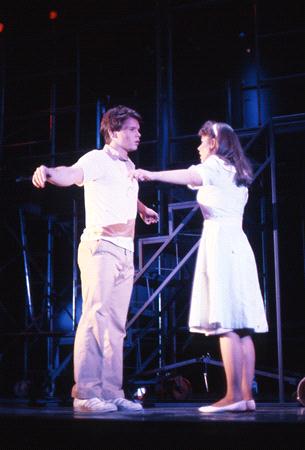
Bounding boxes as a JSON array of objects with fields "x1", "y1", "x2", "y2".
[
  {"x1": 134, "y1": 205, "x2": 199, "y2": 283},
  {"x1": 127, "y1": 240, "x2": 200, "y2": 329}
]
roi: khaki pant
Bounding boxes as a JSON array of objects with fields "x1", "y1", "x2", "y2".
[{"x1": 71, "y1": 239, "x2": 134, "y2": 400}]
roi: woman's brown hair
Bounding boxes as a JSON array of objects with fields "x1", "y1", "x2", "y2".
[{"x1": 198, "y1": 120, "x2": 253, "y2": 187}]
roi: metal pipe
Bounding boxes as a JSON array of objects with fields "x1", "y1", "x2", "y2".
[
  {"x1": 50, "y1": 83, "x2": 56, "y2": 166},
  {"x1": 19, "y1": 208, "x2": 34, "y2": 322},
  {"x1": 96, "y1": 99, "x2": 101, "y2": 149},
  {"x1": 253, "y1": 2, "x2": 262, "y2": 125},
  {"x1": 0, "y1": 35, "x2": 5, "y2": 164},
  {"x1": 157, "y1": 192, "x2": 163, "y2": 369},
  {"x1": 226, "y1": 79, "x2": 232, "y2": 124},
  {"x1": 269, "y1": 120, "x2": 285, "y2": 402},
  {"x1": 72, "y1": 200, "x2": 78, "y2": 331},
  {"x1": 137, "y1": 356, "x2": 299, "y2": 385},
  {"x1": 167, "y1": 7, "x2": 174, "y2": 165},
  {"x1": 244, "y1": 122, "x2": 268, "y2": 153},
  {"x1": 47, "y1": 216, "x2": 54, "y2": 373},
  {"x1": 75, "y1": 35, "x2": 80, "y2": 153},
  {"x1": 19, "y1": 208, "x2": 33, "y2": 382},
  {"x1": 260, "y1": 196, "x2": 268, "y2": 310}
]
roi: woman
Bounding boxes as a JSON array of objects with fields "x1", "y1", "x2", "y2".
[{"x1": 132, "y1": 121, "x2": 268, "y2": 413}]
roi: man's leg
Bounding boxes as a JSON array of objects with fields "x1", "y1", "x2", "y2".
[
  {"x1": 99, "y1": 245, "x2": 134, "y2": 400},
  {"x1": 72, "y1": 240, "x2": 133, "y2": 400}
]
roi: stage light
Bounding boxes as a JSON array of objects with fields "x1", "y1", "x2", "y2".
[
  {"x1": 0, "y1": 23, "x2": 5, "y2": 33},
  {"x1": 133, "y1": 387, "x2": 146, "y2": 401},
  {"x1": 49, "y1": 10, "x2": 58, "y2": 21},
  {"x1": 297, "y1": 377, "x2": 305, "y2": 406}
]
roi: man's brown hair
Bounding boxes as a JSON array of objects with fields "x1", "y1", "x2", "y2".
[{"x1": 100, "y1": 105, "x2": 142, "y2": 144}]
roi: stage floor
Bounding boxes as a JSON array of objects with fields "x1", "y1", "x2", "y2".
[{"x1": 0, "y1": 400, "x2": 304, "y2": 449}]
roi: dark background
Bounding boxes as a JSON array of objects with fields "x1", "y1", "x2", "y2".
[{"x1": 0, "y1": 0, "x2": 304, "y2": 403}]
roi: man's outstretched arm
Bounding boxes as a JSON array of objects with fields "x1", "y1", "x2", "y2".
[{"x1": 32, "y1": 165, "x2": 83, "y2": 188}]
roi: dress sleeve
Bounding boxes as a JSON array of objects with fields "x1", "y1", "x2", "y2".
[
  {"x1": 188, "y1": 155, "x2": 220, "y2": 189},
  {"x1": 73, "y1": 150, "x2": 105, "y2": 186}
]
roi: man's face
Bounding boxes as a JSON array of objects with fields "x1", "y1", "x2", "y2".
[{"x1": 111, "y1": 117, "x2": 141, "y2": 153}]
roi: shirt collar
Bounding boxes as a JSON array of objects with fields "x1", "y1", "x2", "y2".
[{"x1": 104, "y1": 144, "x2": 129, "y2": 161}]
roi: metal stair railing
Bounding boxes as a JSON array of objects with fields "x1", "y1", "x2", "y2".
[
  {"x1": 133, "y1": 204, "x2": 199, "y2": 284},
  {"x1": 127, "y1": 239, "x2": 200, "y2": 329}
]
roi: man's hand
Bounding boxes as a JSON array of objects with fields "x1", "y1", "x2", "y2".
[
  {"x1": 139, "y1": 207, "x2": 159, "y2": 225},
  {"x1": 32, "y1": 165, "x2": 50, "y2": 188}
]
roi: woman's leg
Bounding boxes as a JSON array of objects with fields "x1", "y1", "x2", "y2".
[
  {"x1": 213, "y1": 331, "x2": 243, "y2": 406},
  {"x1": 240, "y1": 335, "x2": 255, "y2": 400}
]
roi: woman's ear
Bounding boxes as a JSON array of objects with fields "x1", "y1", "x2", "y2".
[{"x1": 210, "y1": 138, "x2": 218, "y2": 153}]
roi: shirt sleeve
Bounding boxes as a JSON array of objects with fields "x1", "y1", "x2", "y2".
[
  {"x1": 187, "y1": 155, "x2": 220, "y2": 189},
  {"x1": 73, "y1": 150, "x2": 105, "y2": 186}
]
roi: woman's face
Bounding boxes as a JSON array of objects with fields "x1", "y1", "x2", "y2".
[{"x1": 197, "y1": 135, "x2": 217, "y2": 163}]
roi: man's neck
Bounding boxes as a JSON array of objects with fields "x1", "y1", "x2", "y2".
[{"x1": 108, "y1": 143, "x2": 128, "y2": 161}]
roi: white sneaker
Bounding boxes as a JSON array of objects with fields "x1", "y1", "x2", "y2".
[
  {"x1": 110, "y1": 397, "x2": 143, "y2": 411},
  {"x1": 73, "y1": 397, "x2": 117, "y2": 413}
]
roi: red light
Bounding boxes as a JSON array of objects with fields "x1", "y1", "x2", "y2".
[
  {"x1": 0, "y1": 23, "x2": 5, "y2": 33},
  {"x1": 49, "y1": 10, "x2": 58, "y2": 20}
]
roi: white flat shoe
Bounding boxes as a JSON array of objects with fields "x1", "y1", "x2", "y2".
[
  {"x1": 198, "y1": 400, "x2": 247, "y2": 413},
  {"x1": 246, "y1": 399, "x2": 256, "y2": 411}
]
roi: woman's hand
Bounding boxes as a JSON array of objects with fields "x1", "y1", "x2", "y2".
[{"x1": 131, "y1": 169, "x2": 154, "y2": 182}]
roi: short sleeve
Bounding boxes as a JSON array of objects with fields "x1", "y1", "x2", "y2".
[
  {"x1": 73, "y1": 150, "x2": 105, "y2": 186},
  {"x1": 187, "y1": 155, "x2": 221, "y2": 189}
]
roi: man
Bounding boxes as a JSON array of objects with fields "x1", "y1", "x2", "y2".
[{"x1": 32, "y1": 105, "x2": 158, "y2": 412}]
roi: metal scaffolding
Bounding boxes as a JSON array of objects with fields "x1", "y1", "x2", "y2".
[{"x1": 0, "y1": 2, "x2": 304, "y2": 403}]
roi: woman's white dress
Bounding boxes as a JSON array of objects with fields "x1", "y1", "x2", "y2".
[{"x1": 188, "y1": 155, "x2": 268, "y2": 335}]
